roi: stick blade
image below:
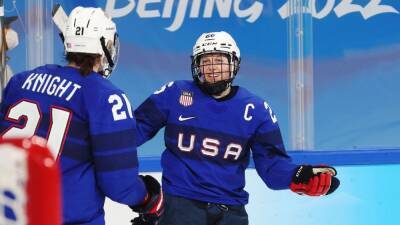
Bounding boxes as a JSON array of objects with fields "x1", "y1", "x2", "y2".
[{"x1": 52, "y1": 4, "x2": 68, "y2": 32}]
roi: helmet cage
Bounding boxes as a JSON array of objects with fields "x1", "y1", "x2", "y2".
[
  {"x1": 99, "y1": 33, "x2": 119, "y2": 78},
  {"x1": 191, "y1": 51, "x2": 240, "y2": 95}
]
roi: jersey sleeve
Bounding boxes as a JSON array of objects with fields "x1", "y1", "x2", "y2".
[
  {"x1": 134, "y1": 81, "x2": 174, "y2": 146},
  {"x1": 86, "y1": 88, "x2": 147, "y2": 206},
  {"x1": 250, "y1": 102, "x2": 298, "y2": 190}
]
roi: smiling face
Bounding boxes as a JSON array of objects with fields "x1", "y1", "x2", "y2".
[{"x1": 199, "y1": 53, "x2": 232, "y2": 84}]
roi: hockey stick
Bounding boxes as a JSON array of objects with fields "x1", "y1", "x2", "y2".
[{"x1": 52, "y1": 4, "x2": 68, "y2": 32}]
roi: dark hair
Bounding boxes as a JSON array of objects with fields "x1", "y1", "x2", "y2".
[{"x1": 66, "y1": 52, "x2": 101, "y2": 76}]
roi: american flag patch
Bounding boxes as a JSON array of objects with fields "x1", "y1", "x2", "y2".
[{"x1": 179, "y1": 91, "x2": 193, "y2": 107}]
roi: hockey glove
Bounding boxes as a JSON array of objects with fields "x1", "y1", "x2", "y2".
[
  {"x1": 130, "y1": 175, "x2": 164, "y2": 225},
  {"x1": 290, "y1": 165, "x2": 340, "y2": 196},
  {"x1": 131, "y1": 214, "x2": 158, "y2": 225}
]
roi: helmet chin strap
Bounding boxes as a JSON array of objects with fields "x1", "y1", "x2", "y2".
[{"x1": 196, "y1": 78, "x2": 233, "y2": 96}]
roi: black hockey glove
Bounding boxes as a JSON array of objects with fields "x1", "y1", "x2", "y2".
[
  {"x1": 130, "y1": 175, "x2": 164, "y2": 225},
  {"x1": 131, "y1": 214, "x2": 159, "y2": 225},
  {"x1": 290, "y1": 165, "x2": 340, "y2": 196}
]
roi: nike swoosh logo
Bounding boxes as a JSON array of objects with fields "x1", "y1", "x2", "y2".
[{"x1": 178, "y1": 115, "x2": 196, "y2": 121}]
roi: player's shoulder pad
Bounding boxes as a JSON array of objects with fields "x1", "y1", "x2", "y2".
[
  {"x1": 237, "y1": 86, "x2": 265, "y2": 106},
  {"x1": 43, "y1": 64, "x2": 63, "y2": 70},
  {"x1": 10, "y1": 65, "x2": 53, "y2": 86},
  {"x1": 239, "y1": 86, "x2": 278, "y2": 124},
  {"x1": 14, "y1": 64, "x2": 60, "y2": 77},
  {"x1": 85, "y1": 72, "x2": 120, "y2": 92},
  {"x1": 81, "y1": 75, "x2": 125, "y2": 104},
  {"x1": 29, "y1": 64, "x2": 62, "y2": 75},
  {"x1": 152, "y1": 80, "x2": 189, "y2": 95},
  {"x1": 170, "y1": 80, "x2": 195, "y2": 91}
]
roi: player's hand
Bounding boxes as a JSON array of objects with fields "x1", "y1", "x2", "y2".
[
  {"x1": 290, "y1": 165, "x2": 340, "y2": 196},
  {"x1": 130, "y1": 175, "x2": 164, "y2": 225}
]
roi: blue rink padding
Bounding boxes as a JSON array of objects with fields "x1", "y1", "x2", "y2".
[{"x1": 138, "y1": 149, "x2": 400, "y2": 172}]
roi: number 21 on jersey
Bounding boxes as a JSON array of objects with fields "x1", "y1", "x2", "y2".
[
  {"x1": 108, "y1": 93, "x2": 133, "y2": 121},
  {"x1": 1, "y1": 99, "x2": 72, "y2": 159}
]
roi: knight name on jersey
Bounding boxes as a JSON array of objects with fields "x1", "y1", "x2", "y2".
[{"x1": 21, "y1": 73, "x2": 81, "y2": 101}]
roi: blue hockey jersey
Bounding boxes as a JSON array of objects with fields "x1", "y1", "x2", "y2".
[
  {"x1": 0, "y1": 65, "x2": 147, "y2": 225},
  {"x1": 135, "y1": 80, "x2": 299, "y2": 205}
]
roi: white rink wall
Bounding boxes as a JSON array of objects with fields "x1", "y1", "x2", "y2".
[{"x1": 104, "y1": 172, "x2": 161, "y2": 225}]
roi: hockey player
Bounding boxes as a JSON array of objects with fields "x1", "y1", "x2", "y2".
[
  {"x1": 134, "y1": 31, "x2": 340, "y2": 225},
  {"x1": 0, "y1": 7, "x2": 162, "y2": 225}
]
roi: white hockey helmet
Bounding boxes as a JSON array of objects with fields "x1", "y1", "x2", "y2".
[
  {"x1": 191, "y1": 31, "x2": 241, "y2": 95},
  {"x1": 63, "y1": 7, "x2": 119, "y2": 77},
  {"x1": 192, "y1": 31, "x2": 240, "y2": 60}
]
